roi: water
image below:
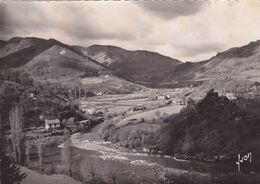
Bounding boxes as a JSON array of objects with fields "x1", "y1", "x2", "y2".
[{"x1": 26, "y1": 132, "x2": 259, "y2": 183}]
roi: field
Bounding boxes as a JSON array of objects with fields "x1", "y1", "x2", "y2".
[
  {"x1": 115, "y1": 106, "x2": 183, "y2": 127},
  {"x1": 76, "y1": 88, "x2": 187, "y2": 150},
  {"x1": 80, "y1": 88, "x2": 184, "y2": 114}
]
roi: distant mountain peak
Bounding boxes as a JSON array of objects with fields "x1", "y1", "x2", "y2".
[
  {"x1": 8, "y1": 36, "x2": 47, "y2": 42},
  {"x1": 215, "y1": 40, "x2": 260, "y2": 59}
]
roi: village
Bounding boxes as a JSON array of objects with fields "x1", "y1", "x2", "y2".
[{"x1": 32, "y1": 87, "x2": 240, "y2": 138}]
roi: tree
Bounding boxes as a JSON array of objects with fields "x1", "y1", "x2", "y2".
[
  {"x1": 61, "y1": 128, "x2": 73, "y2": 175},
  {"x1": 0, "y1": 153, "x2": 27, "y2": 184},
  {"x1": 37, "y1": 138, "x2": 43, "y2": 173},
  {"x1": 9, "y1": 106, "x2": 25, "y2": 164},
  {"x1": 25, "y1": 140, "x2": 31, "y2": 166},
  {"x1": 0, "y1": 113, "x2": 2, "y2": 152}
]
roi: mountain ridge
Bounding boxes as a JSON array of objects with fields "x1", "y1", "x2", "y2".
[{"x1": 1, "y1": 37, "x2": 260, "y2": 93}]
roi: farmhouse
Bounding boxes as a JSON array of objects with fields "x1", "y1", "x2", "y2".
[
  {"x1": 79, "y1": 119, "x2": 90, "y2": 125},
  {"x1": 225, "y1": 93, "x2": 237, "y2": 100},
  {"x1": 157, "y1": 95, "x2": 166, "y2": 100},
  {"x1": 97, "y1": 92, "x2": 103, "y2": 96},
  {"x1": 171, "y1": 98, "x2": 186, "y2": 106},
  {"x1": 45, "y1": 119, "x2": 60, "y2": 130},
  {"x1": 157, "y1": 95, "x2": 170, "y2": 100},
  {"x1": 218, "y1": 92, "x2": 237, "y2": 100}
]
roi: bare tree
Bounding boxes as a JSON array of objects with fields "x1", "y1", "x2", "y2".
[
  {"x1": 25, "y1": 140, "x2": 30, "y2": 166},
  {"x1": 109, "y1": 161, "x2": 118, "y2": 184},
  {"x1": 85, "y1": 162, "x2": 97, "y2": 184},
  {"x1": 0, "y1": 113, "x2": 3, "y2": 152},
  {"x1": 37, "y1": 138, "x2": 43, "y2": 173},
  {"x1": 9, "y1": 106, "x2": 24, "y2": 164},
  {"x1": 61, "y1": 128, "x2": 73, "y2": 175}
]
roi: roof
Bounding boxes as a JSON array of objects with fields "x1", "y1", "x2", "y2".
[
  {"x1": 79, "y1": 119, "x2": 90, "y2": 124},
  {"x1": 45, "y1": 119, "x2": 60, "y2": 124}
]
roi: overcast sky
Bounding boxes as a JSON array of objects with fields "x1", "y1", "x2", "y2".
[{"x1": 1, "y1": 0, "x2": 260, "y2": 62}]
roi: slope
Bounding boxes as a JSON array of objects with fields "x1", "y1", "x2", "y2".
[
  {"x1": 0, "y1": 37, "x2": 146, "y2": 94},
  {"x1": 75, "y1": 45, "x2": 182, "y2": 86}
]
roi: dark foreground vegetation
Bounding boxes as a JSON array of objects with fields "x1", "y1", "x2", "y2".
[
  {"x1": 160, "y1": 89, "x2": 260, "y2": 160},
  {"x1": 100, "y1": 89, "x2": 260, "y2": 163},
  {"x1": 0, "y1": 153, "x2": 27, "y2": 184}
]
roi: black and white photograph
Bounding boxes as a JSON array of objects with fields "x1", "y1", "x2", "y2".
[{"x1": 0, "y1": 0, "x2": 260, "y2": 184}]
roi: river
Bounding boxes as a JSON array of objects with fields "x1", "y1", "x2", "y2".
[{"x1": 26, "y1": 130, "x2": 258, "y2": 184}]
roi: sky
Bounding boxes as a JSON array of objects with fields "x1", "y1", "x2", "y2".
[{"x1": 1, "y1": 0, "x2": 260, "y2": 62}]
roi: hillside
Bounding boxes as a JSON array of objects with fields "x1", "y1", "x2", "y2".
[
  {"x1": 77, "y1": 40, "x2": 260, "y2": 90},
  {"x1": 22, "y1": 45, "x2": 108, "y2": 81},
  {"x1": 0, "y1": 37, "x2": 47, "y2": 59},
  {"x1": 0, "y1": 37, "x2": 145, "y2": 94},
  {"x1": 160, "y1": 90, "x2": 260, "y2": 162},
  {"x1": 1, "y1": 37, "x2": 260, "y2": 93},
  {"x1": 194, "y1": 40, "x2": 260, "y2": 82},
  {"x1": 178, "y1": 40, "x2": 260, "y2": 97},
  {"x1": 160, "y1": 61, "x2": 208, "y2": 88},
  {"x1": 75, "y1": 45, "x2": 182, "y2": 86}
]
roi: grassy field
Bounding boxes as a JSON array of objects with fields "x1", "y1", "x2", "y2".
[
  {"x1": 87, "y1": 89, "x2": 187, "y2": 150},
  {"x1": 80, "y1": 88, "x2": 183, "y2": 114},
  {"x1": 116, "y1": 106, "x2": 183, "y2": 127}
]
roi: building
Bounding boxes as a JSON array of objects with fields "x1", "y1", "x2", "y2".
[
  {"x1": 171, "y1": 98, "x2": 187, "y2": 106},
  {"x1": 157, "y1": 95, "x2": 166, "y2": 100},
  {"x1": 79, "y1": 119, "x2": 90, "y2": 128},
  {"x1": 45, "y1": 119, "x2": 60, "y2": 130},
  {"x1": 218, "y1": 92, "x2": 237, "y2": 100},
  {"x1": 225, "y1": 93, "x2": 237, "y2": 100},
  {"x1": 157, "y1": 95, "x2": 170, "y2": 100},
  {"x1": 96, "y1": 92, "x2": 103, "y2": 96}
]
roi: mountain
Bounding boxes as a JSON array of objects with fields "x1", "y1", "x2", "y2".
[
  {"x1": 187, "y1": 40, "x2": 260, "y2": 97},
  {"x1": 0, "y1": 37, "x2": 145, "y2": 94},
  {"x1": 76, "y1": 40, "x2": 260, "y2": 89},
  {"x1": 0, "y1": 37, "x2": 47, "y2": 59},
  {"x1": 194, "y1": 40, "x2": 260, "y2": 81},
  {"x1": 0, "y1": 40, "x2": 5, "y2": 48},
  {"x1": 74, "y1": 45, "x2": 182, "y2": 86},
  {"x1": 1, "y1": 37, "x2": 260, "y2": 94}
]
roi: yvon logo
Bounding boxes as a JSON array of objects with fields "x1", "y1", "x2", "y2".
[{"x1": 236, "y1": 152, "x2": 252, "y2": 172}]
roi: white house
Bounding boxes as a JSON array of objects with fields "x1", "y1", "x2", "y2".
[
  {"x1": 218, "y1": 92, "x2": 237, "y2": 100},
  {"x1": 225, "y1": 93, "x2": 237, "y2": 100},
  {"x1": 157, "y1": 95, "x2": 166, "y2": 100},
  {"x1": 171, "y1": 99, "x2": 187, "y2": 106},
  {"x1": 97, "y1": 92, "x2": 103, "y2": 96},
  {"x1": 45, "y1": 119, "x2": 60, "y2": 130}
]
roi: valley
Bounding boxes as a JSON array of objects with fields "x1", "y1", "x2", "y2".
[{"x1": 1, "y1": 37, "x2": 260, "y2": 184}]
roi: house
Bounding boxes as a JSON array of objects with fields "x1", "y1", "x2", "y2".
[
  {"x1": 157, "y1": 95, "x2": 170, "y2": 100},
  {"x1": 79, "y1": 119, "x2": 90, "y2": 125},
  {"x1": 28, "y1": 92, "x2": 37, "y2": 100},
  {"x1": 171, "y1": 98, "x2": 186, "y2": 106},
  {"x1": 79, "y1": 119, "x2": 90, "y2": 128},
  {"x1": 218, "y1": 92, "x2": 237, "y2": 100},
  {"x1": 45, "y1": 119, "x2": 60, "y2": 130},
  {"x1": 225, "y1": 93, "x2": 237, "y2": 100},
  {"x1": 97, "y1": 92, "x2": 103, "y2": 96},
  {"x1": 157, "y1": 95, "x2": 166, "y2": 100}
]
